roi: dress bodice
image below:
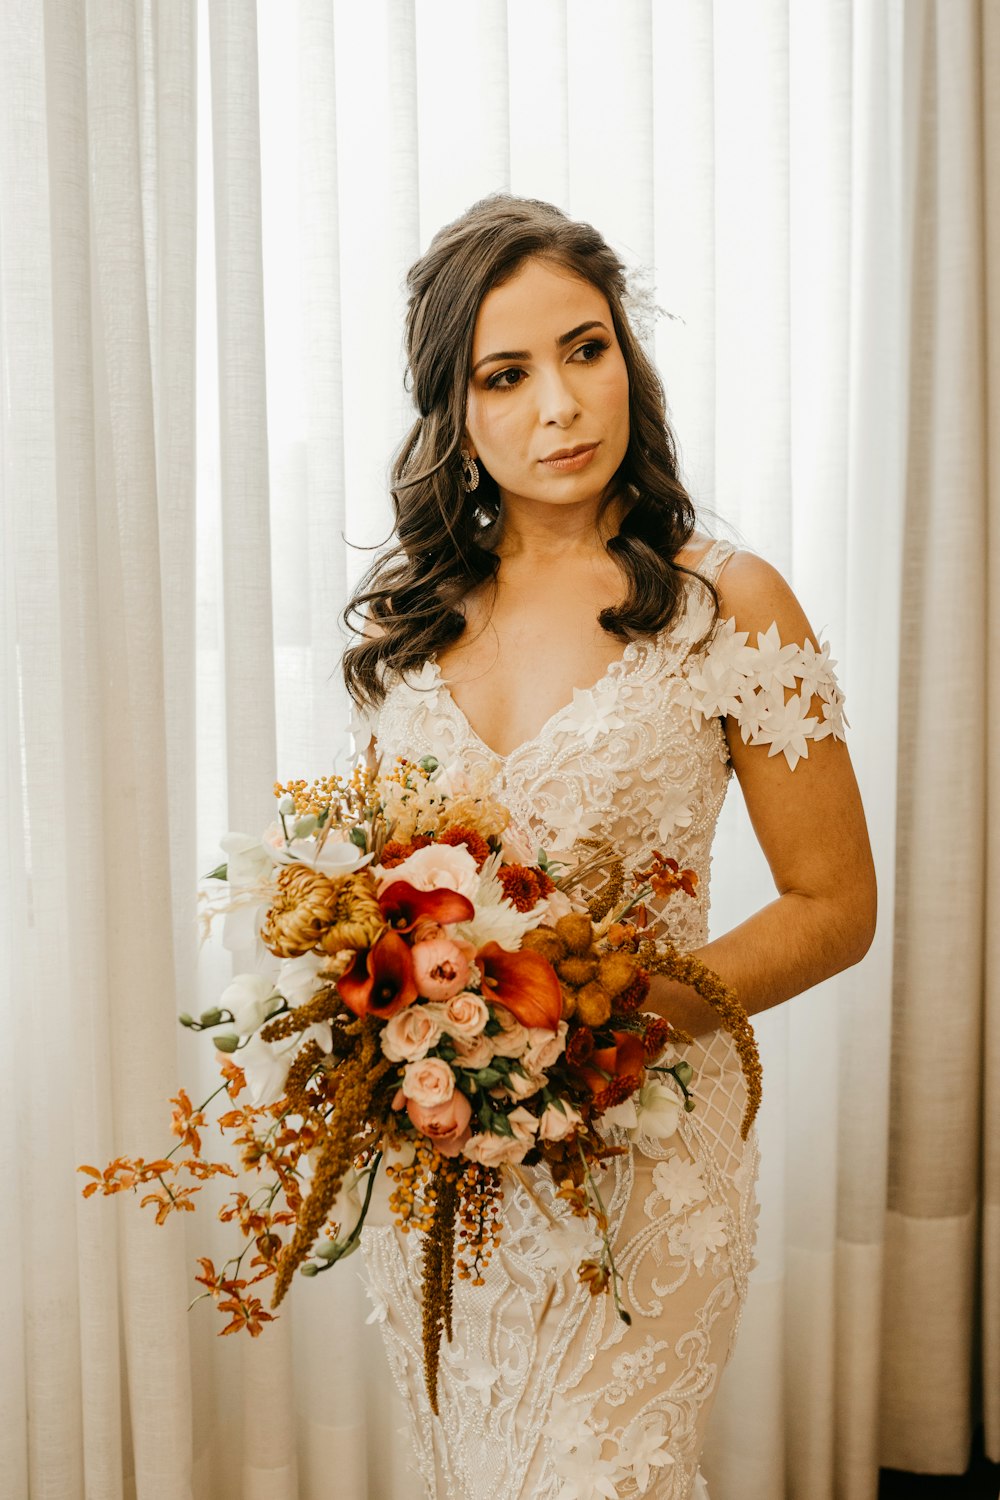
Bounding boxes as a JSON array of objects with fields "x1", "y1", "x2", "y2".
[{"x1": 363, "y1": 538, "x2": 846, "y2": 954}]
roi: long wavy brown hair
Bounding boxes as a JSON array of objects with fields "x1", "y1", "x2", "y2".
[{"x1": 341, "y1": 193, "x2": 718, "y2": 708}]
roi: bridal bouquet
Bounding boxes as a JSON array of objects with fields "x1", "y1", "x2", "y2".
[{"x1": 80, "y1": 756, "x2": 761, "y2": 1411}]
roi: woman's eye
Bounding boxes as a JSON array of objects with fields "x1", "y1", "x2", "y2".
[
  {"x1": 574, "y1": 338, "x2": 610, "y2": 363},
  {"x1": 485, "y1": 367, "x2": 524, "y2": 391}
]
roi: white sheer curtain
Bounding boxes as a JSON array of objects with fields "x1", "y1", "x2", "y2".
[{"x1": 1, "y1": 2, "x2": 996, "y2": 1498}]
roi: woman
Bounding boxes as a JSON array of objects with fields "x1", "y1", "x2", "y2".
[{"x1": 343, "y1": 195, "x2": 876, "y2": 1500}]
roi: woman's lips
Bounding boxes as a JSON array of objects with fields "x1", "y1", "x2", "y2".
[{"x1": 539, "y1": 443, "x2": 599, "y2": 472}]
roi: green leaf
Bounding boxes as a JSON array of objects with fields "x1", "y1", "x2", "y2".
[
  {"x1": 203, "y1": 862, "x2": 228, "y2": 882},
  {"x1": 418, "y1": 755, "x2": 439, "y2": 774},
  {"x1": 474, "y1": 1067, "x2": 502, "y2": 1087},
  {"x1": 491, "y1": 1111, "x2": 514, "y2": 1138},
  {"x1": 348, "y1": 827, "x2": 368, "y2": 850}
]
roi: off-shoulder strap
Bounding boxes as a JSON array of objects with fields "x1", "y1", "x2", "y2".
[
  {"x1": 685, "y1": 614, "x2": 849, "y2": 771},
  {"x1": 693, "y1": 538, "x2": 737, "y2": 588}
]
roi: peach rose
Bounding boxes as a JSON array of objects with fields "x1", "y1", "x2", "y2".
[
  {"x1": 378, "y1": 842, "x2": 479, "y2": 900},
  {"x1": 400, "y1": 1056, "x2": 456, "y2": 1107},
  {"x1": 461, "y1": 1131, "x2": 530, "y2": 1167},
  {"x1": 505, "y1": 1069, "x2": 545, "y2": 1101},
  {"x1": 522, "y1": 1019, "x2": 569, "y2": 1074},
  {"x1": 427, "y1": 990, "x2": 490, "y2": 1039},
  {"x1": 380, "y1": 1005, "x2": 443, "y2": 1063},
  {"x1": 489, "y1": 1005, "x2": 530, "y2": 1058},
  {"x1": 450, "y1": 1032, "x2": 494, "y2": 1070},
  {"x1": 411, "y1": 937, "x2": 471, "y2": 1001},
  {"x1": 538, "y1": 1100, "x2": 584, "y2": 1141},
  {"x1": 406, "y1": 1090, "x2": 472, "y2": 1157},
  {"x1": 507, "y1": 1106, "x2": 540, "y2": 1145}
]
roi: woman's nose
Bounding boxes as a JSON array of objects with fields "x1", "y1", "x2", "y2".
[{"x1": 537, "y1": 369, "x2": 581, "y2": 427}]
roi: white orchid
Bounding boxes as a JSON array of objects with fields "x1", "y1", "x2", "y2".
[
  {"x1": 262, "y1": 820, "x2": 373, "y2": 879},
  {"x1": 276, "y1": 952, "x2": 325, "y2": 1007},
  {"x1": 220, "y1": 831, "x2": 273, "y2": 886},
  {"x1": 633, "y1": 1079, "x2": 683, "y2": 1139},
  {"x1": 219, "y1": 973, "x2": 281, "y2": 1037},
  {"x1": 234, "y1": 1030, "x2": 301, "y2": 1107},
  {"x1": 217, "y1": 833, "x2": 277, "y2": 955}
]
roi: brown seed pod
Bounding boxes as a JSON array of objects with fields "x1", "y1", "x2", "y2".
[
  {"x1": 597, "y1": 952, "x2": 639, "y2": 997},
  {"x1": 554, "y1": 913, "x2": 594, "y2": 955},
  {"x1": 556, "y1": 955, "x2": 598, "y2": 987},
  {"x1": 574, "y1": 982, "x2": 612, "y2": 1028},
  {"x1": 520, "y1": 926, "x2": 566, "y2": 963},
  {"x1": 559, "y1": 985, "x2": 578, "y2": 1021}
]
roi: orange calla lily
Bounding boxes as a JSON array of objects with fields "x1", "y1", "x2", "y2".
[
  {"x1": 572, "y1": 1029, "x2": 646, "y2": 1095},
  {"x1": 476, "y1": 941, "x2": 562, "y2": 1032},
  {"x1": 337, "y1": 930, "x2": 419, "y2": 1019},
  {"x1": 379, "y1": 880, "x2": 474, "y2": 932}
]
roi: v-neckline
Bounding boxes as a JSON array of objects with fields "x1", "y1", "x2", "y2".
[
  {"x1": 422, "y1": 538, "x2": 728, "y2": 762},
  {"x1": 427, "y1": 640, "x2": 643, "y2": 763}
]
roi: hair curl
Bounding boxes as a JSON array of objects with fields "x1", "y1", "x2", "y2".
[{"x1": 342, "y1": 193, "x2": 718, "y2": 708}]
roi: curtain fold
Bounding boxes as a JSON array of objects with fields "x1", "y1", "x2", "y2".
[
  {"x1": 981, "y1": 0, "x2": 1000, "y2": 1468},
  {"x1": 879, "y1": 0, "x2": 990, "y2": 1474},
  {"x1": 1, "y1": 2, "x2": 996, "y2": 1497}
]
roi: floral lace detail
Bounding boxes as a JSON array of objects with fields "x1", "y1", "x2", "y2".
[
  {"x1": 684, "y1": 619, "x2": 847, "y2": 770},
  {"x1": 360, "y1": 540, "x2": 836, "y2": 1498}
]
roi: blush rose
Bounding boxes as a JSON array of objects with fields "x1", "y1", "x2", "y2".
[
  {"x1": 411, "y1": 938, "x2": 472, "y2": 1001},
  {"x1": 406, "y1": 1090, "x2": 472, "y2": 1157},
  {"x1": 380, "y1": 1005, "x2": 443, "y2": 1063},
  {"x1": 400, "y1": 1056, "x2": 456, "y2": 1107}
]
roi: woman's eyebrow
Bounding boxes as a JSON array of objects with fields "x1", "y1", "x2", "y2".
[{"x1": 471, "y1": 320, "x2": 610, "y2": 375}]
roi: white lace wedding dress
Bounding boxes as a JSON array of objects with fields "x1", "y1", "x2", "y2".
[{"x1": 358, "y1": 539, "x2": 847, "y2": 1500}]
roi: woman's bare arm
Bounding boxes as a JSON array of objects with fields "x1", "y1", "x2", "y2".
[{"x1": 648, "y1": 551, "x2": 877, "y2": 1036}]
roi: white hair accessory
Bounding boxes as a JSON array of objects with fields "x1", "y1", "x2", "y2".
[{"x1": 620, "y1": 263, "x2": 680, "y2": 352}]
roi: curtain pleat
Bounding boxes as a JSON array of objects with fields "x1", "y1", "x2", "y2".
[
  {"x1": 207, "y1": 0, "x2": 277, "y2": 833},
  {"x1": 2, "y1": 1, "x2": 997, "y2": 1495},
  {"x1": 880, "y1": 0, "x2": 989, "y2": 1473},
  {"x1": 983, "y1": 0, "x2": 1000, "y2": 1467}
]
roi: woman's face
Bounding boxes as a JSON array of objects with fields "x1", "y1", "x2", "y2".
[{"x1": 463, "y1": 257, "x2": 630, "y2": 514}]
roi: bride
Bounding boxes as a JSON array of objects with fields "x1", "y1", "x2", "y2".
[{"x1": 342, "y1": 195, "x2": 876, "y2": 1500}]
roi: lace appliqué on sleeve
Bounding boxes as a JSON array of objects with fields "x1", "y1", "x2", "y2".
[{"x1": 686, "y1": 618, "x2": 849, "y2": 771}]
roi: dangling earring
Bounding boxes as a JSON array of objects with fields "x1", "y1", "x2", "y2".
[{"x1": 461, "y1": 447, "x2": 480, "y2": 494}]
